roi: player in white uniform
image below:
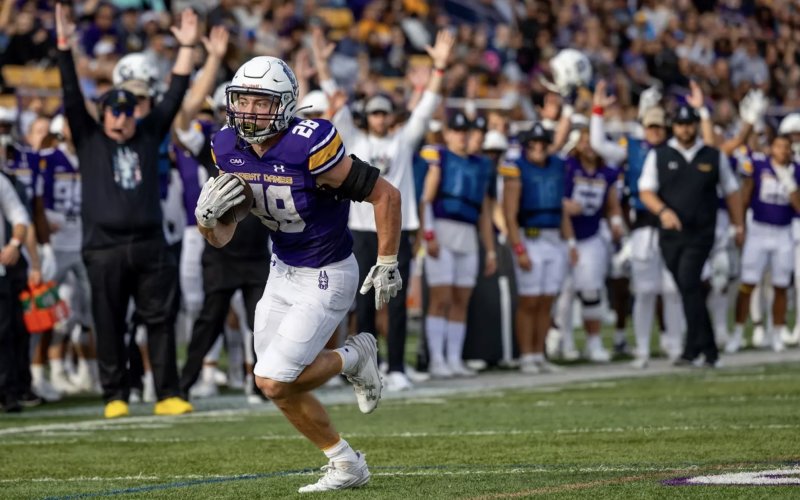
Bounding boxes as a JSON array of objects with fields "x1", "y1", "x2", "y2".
[
  {"x1": 778, "y1": 113, "x2": 800, "y2": 346},
  {"x1": 556, "y1": 126, "x2": 624, "y2": 362},
  {"x1": 727, "y1": 138, "x2": 800, "y2": 352},
  {"x1": 196, "y1": 56, "x2": 401, "y2": 492},
  {"x1": 589, "y1": 81, "x2": 685, "y2": 367}
]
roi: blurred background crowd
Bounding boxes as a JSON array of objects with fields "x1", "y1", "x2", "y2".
[{"x1": 2, "y1": 0, "x2": 800, "y2": 410}]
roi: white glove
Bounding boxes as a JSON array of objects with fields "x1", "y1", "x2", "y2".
[
  {"x1": 194, "y1": 173, "x2": 245, "y2": 228},
  {"x1": 359, "y1": 255, "x2": 403, "y2": 310},
  {"x1": 638, "y1": 85, "x2": 662, "y2": 119},
  {"x1": 39, "y1": 243, "x2": 57, "y2": 282},
  {"x1": 739, "y1": 89, "x2": 768, "y2": 125},
  {"x1": 775, "y1": 165, "x2": 798, "y2": 194},
  {"x1": 710, "y1": 250, "x2": 730, "y2": 294}
]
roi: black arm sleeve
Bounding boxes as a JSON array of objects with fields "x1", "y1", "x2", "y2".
[
  {"x1": 337, "y1": 154, "x2": 380, "y2": 202},
  {"x1": 56, "y1": 49, "x2": 95, "y2": 148},
  {"x1": 143, "y1": 73, "x2": 191, "y2": 141}
]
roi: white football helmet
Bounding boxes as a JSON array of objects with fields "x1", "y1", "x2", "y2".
[
  {"x1": 549, "y1": 49, "x2": 592, "y2": 96},
  {"x1": 112, "y1": 52, "x2": 159, "y2": 86},
  {"x1": 226, "y1": 56, "x2": 299, "y2": 144},
  {"x1": 778, "y1": 113, "x2": 800, "y2": 135},
  {"x1": 212, "y1": 82, "x2": 230, "y2": 111},
  {"x1": 297, "y1": 90, "x2": 329, "y2": 118}
]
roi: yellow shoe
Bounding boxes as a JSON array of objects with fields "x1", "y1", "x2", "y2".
[
  {"x1": 104, "y1": 400, "x2": 129, "y2": 419},
  {"x1": 153, "y1": 397, "x2": 193, "y2": 416}
]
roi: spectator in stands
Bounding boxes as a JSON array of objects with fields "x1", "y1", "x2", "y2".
[{"x1": 313, "y1": 27, "x2": 454, "y2": 391}]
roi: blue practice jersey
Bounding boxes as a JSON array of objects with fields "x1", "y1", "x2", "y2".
[
  {"x1": 499, "y1": 153, "x2": 565, "y2": 229},
  {"x1": 421, "y1": 145, "x2": 492, "y2": 224}
]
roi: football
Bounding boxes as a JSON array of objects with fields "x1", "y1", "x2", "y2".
[{"x1": 218, "y1": 175, "x2": 254, "y2": 224}]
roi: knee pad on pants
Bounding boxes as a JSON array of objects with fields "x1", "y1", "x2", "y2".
[{"x1": 578, "y1": 290, "x2": 603, "y2": 321}]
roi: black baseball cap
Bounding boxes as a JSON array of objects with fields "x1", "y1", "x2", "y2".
[
  {"x1": 519, "y1": 123, "x2": 551, "y2": 145},
  {"x1": 471, "y1": 115, "x2": 487, "y2": 132},
  {"x1": 673, "y1": 104, "x2": 699, "y2": 124},
  {"x1": 447, "y1": 111, "x2": 471, "y2": 131},
  {"x1": 101, "y1": 88, "x2": 137, "y2": 117}
]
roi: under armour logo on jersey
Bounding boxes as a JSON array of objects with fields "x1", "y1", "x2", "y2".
[
  {"x1": 318, "y1": 270, "x2": 329, "y2": 290},
  {"x1": 273, "y1": 164, "x2": 286, "y2": 173},
  {"x1": 668, "y1": 161, "x2": 678, "y2": 170}
]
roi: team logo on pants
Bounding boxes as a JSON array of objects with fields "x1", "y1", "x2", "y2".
[{"x1": 318, "y1": 270, "x2": 329, "y2": 290}]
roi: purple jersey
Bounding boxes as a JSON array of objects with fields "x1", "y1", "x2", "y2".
[
  {"x1": 36, "y1": 145, "x2": 81, "y2": 216},
  {"x1": 36, "y1": 145, "x2": 82, "y2": 251},
  {"x1": 3, "y1": 143, "x2": 38, "y2": 203},
  {"x1": 743, "y1": 152, "x2": 800, "y2": 227},
  {"x1": 211, "y1": 118, "x2": 350, "y2": 268},
  {"x1": 564, "y1": 157, "x2": 618, "y2": 240},
  {"x1": 172, "y1": 120, "x2": 218, "y2": 226}
]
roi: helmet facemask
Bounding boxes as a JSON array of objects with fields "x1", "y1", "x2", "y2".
[{"x1": 226, "y1": 87, "x2": 294, "y2": 144}]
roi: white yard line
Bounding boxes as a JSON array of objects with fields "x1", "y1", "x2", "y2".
[
  {"x1": 0, "y1": 465, "x2": 713, "y2": 484},
  {"x1": 2, "y1": 423, "x2": 799, "y2": 447}
]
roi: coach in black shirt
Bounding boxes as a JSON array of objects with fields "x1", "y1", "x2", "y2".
[
  {"x1": 55, "y1": 4, "x2": 199, "y2": 417},
  {"x1": 638, "y1": 105, "x2": 743, "y2": 367}
]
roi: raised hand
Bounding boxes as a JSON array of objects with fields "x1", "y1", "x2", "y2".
[
  {"x1": 171, "y1": 8, "x2": 200, "y2": 48},
  {"x1": 686, "y1": 80, "x2": 705, "y2": 109},
  {"x1": 310, "y1": 26, "x2": 335, "y2": 63},
  {"x1": 55, "y1": 2, "x2": 76, "y2": 50},
  {"x1": 294, "y1": 49, "x2": 317, "y2": 81},
  {"x1": 202, "y1": 25, "x2": 229, "y2": 59},
  {"x1": 424, "y1": 29, "x2": 456, "y2": 70},
  {"x1": 593, "y1": 79, "x2": 616, "y2": 109}
]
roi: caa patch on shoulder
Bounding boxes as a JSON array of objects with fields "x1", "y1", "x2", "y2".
[{"x1": 664, "y1": 467, "x2": 800, "y2": 486}]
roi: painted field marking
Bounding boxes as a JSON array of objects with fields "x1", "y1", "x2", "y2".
[{"x1": 664, "y1": 467, "x2": 800, "y2": 486}]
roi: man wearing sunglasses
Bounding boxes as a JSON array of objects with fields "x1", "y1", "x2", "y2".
[{"x1": 55, "y1": 4, "x2": 198, "y2": 419}]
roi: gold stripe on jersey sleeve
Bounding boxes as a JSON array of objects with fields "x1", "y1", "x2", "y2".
[
  {"x1": 498, "y1": 164, "x2": 520, "y2": 178},
  {"x1": 308, "y1": 132, "x2": 344, "y2": 172},
  {"x1": 420, "y1": 146, "x2": 440, "y2": 163}
]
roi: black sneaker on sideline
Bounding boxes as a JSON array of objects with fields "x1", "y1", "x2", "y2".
[
  {"x1": 2, "y1": 395, "x2": 22, "y2": 413},
  {"x1": 17, "y1": 390, "x2": 43, "y2": 407}
]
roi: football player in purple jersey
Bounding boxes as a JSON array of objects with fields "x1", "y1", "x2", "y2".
[
  {"x1": 196, "y1": 56, "x2": 401, "y2": 492},
  {"x1": 729, "y1": 137, "x2": 800, "y2": 353},
  {"x1": 556, "y1": 125, "x2": 624, "y2": 363}
]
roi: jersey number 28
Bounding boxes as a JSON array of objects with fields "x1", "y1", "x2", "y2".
[{"x1": 250, "y1": 184, "x2": 306, "y2": 233}]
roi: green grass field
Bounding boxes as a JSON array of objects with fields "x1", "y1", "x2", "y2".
[{"x1": 2, "y1": 361, "x2": 800, "y2": 499}]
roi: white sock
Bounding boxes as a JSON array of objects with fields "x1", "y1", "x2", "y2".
[
  {"x1": 531, "y1": 353, "x2": 544, "y2": 363},
  {"x1": 663, "y1": 293, "x2": 685, "y2": 347},
  {"x1": 520, "y1": 353, "x2": 536, "y2": 364},
  {"x1": 323, "y1": 438, "x2": 358, "y2": 464},
  {"x1": 224, "y1": 326, "x2": 244, "y2": 374},
  {"x1": 87, "y1": 359, "x2": 99, "y2": 381},
  {"x1": 614, "y1": 329, "x2": 626, "y2": 345},
  {"x1": 201, "y1": 364, "x2": 216, "y2": 383},
  {"x1": 204, "y1": 335, "x2": 223, "y2": 363},
  {"x1": 709, "y1": 291, "x2": 729, "y2": 341},
  {"x1": 76, "y1": 358, "x2": 89, "y2": 377},
  {"x1": 733, "y1": 323, "x2": 744, "y2": 340},
  {"x1": 425, "y1": 316, "x2": 447, "y2": 365},
  {"x1": 445, "y1": 321, "x2": 466, "y2": 365},
  {"x1": 556, "y1": 288, "x2": 575, "y2": 350},
  {"x1": 586, "y1": 334, "x2": 602, "y2": 351},
  {"x1": 31, "y1": 364, "x2": 46, "y2": 383},
  {"x1": 50, "y1": 358, "x2": 65, "y2": 379},
  {"x1": 334, "y1": 345, "x2": 359, "y2": 374},
  {"x1": 633, "y1": 293, "x2": 657, "y2": 358}
]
